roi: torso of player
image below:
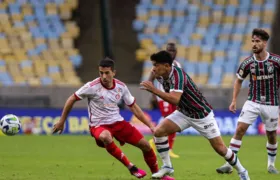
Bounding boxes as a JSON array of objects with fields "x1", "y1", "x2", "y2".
[
  {"x1": 236, "y1": 53, "x2": 280, "y2": 106},
  {"x1": 75, "y1": 78, "x2": 135, "y2": 127},
  {"x1": 159, "y1": 66, "x2": 212, "y2": 119}
]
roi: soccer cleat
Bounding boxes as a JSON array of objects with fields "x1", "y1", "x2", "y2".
[
  {"x1": 129, "y1": 166, "x2": 147, "y2": 179},
  {"x1": 149, "y1": 139, "x2": 157, "y2": 154},
  {"x1": 160, "y1": 175, "x2": 175, "y2": 180},
  {"x1": 268, "y1": 165, "x2": 279, "y2": 174},
  {"x1": 152, "y1": 166, "x2": 174, "y2": 179},
  {"x1": 216, "y1": 162, "x2": 233, "y2": 174},
  {"x1": 169, "y1": 149, "x2": 179, "y2": 158},
  {"x1": 238, "y1": 169, "x2": 250, "y2": 180}
]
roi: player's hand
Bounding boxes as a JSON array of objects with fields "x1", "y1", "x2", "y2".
[
  {"x1": 150, "y1": 126, "x2": 155, "y2": 134},
  {"x1": 229, "y1": 101, "x2": 236, "y2": 113},
  {"x1": 52, "y1": 121, "x2": 64, "y2": 134},
  {"x1": 140, "y1": 81, "x2": 156, "y2": 93}
]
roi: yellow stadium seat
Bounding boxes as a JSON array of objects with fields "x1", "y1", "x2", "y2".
[
  {"x1": 175, "y1": 10, "x2": 184, "y2": 17},
  {"x1": 191, "y1": 33, "x2": 203, "y2": 40},
  {"x1": 198, "y1": 16, "x2": 210, "y2": 27},
  {"x1": 215, "y1": 0, "x2": 225, "y2": 5},
  {"x1": 214, "y1": 51, "x2": 225, "y2": 58},
  {"x1": 222, "y1": 74, "x2": 234, "y2": 88},
  {"x1": 150, "y1": 10, "x2": 160, "y2": 16},
  {"x1": 61, "y1": 38, "x2": 74, "y2": 49},
  {"x1": 187, "y1": 46, "x2": 200, "y2": 62},
  {"x1": 65, "y1": 0, "x2": 78, "y2": 9},
  {"x1": 176, "y1": 46, "x2": 187, "y2": 59},
  {"x1": 13, "y1": 75, "x2": 26, "y2": 84},
  {"x1": 11, "y1": 14, "x2": 23, "y2": 21},
  {"x1": 232, "y1": 34, "x2": 243, "y2": 41},
  {"x1": 201, "y1": 53, "x2": 212, "y2": 62},
  {"x1": 223, "y1": 16, "x2": 234, "y2": 24},
  {"x1": 59, "y1": 4, "x2": 72, "y2": 20},
  {"x1": 22, "y1": 5, "x2": 33, "y2": 16},
  {"x1": 253, "y1": 0, "x2": 264, "y2": 5},
  {"x1": 46, "y1": 3, "x2": 58, "y2": 15},
  {"x1": 0, "y1": 2, "x2": 8, "y2": 9},
  {"x1": 250, "y1": 10, "x2": 261, "y2": 17},
  {"x1": 157, "y1": 26, "x2": 169, "y2": 35},
  {"x1": 144, "y1": 27, "x2": 155, "y2": 34},
  {"x1": 237, "y1": 16, "x2": 247, "y2": 23},
  {"x1": 136, "y1": 49, "x2": 148, "y2": 61},
  {"x1": 219, "y1": 34, "x2": 230, "y2": 41},
  {"x1": 140, "y1": 38, "x2": 153, "y2": 49},
  {"x1": 137, "y1": 14, "x2": 148, "y2": 22},
  {"x1": 27, "y1": 77, "x2": 41, "y2": 87},
  {"x1": 196, "y1": 75, "x2": 208, "y2": 85},
  {"x1": 153, "y1": 0, "x2": 164, "y2": 6},
  {"x1": 229, "y1": 0, "x2": 239, "y2": 5},
  {"x1": 212, "y1": 11, "x2": 223, "y2": 23},
  {"x1": 34, "y1": 38, "x2": 46, "y2": 45},
  {"x1": 163, "y1": 10, "x2": 172, "y2": 17},
  {"x1": 262, "y1": 10, "x2": 274, "y2": 23}
]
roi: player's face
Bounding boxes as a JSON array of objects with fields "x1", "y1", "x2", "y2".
[
  {"x1": 251, "y1": 35, "x2": 267, "y2": 54},
  {"x1": 152, "y1": 61, "x2": 169, "y2": 78},
  {"x1": 166, "y1": 45, "x2": 177, "y2": 60},
  {"x1": 99, "y1": 66, "x2": 115, "y2": 87}
]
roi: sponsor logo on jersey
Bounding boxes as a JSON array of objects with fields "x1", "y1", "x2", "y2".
[{"x1": 256, "y1": 74, "x2": 273, "y2": 80}]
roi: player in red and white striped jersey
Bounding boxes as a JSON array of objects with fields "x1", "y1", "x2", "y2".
[
  {"x1": 148, "y1": 43, "x2": 181, "y2": 159},
  {"x1": 53, "y1": 58, "x2": 174, "y2": 180}
]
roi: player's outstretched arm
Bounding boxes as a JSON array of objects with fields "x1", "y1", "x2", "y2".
[
  {"x1": 52, "y1": 94, "x2": 78, "y2": 134},
  {"x1": 148, "y1": 70, "x2": 156, "y2": 82},
  {"x1": 140, "y1": 81, "x2": 182, "y2": 105},
  {"x1": 129, "y1": 103, "x2": 155, "y2": 132},
  {"x1": 229, "y1": 79, "x2": 243, "y2": 113}
]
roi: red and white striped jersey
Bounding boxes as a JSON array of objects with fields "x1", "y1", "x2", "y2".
[{"x1": 74, "y1": 78, "x2": 135, "y2": 126}]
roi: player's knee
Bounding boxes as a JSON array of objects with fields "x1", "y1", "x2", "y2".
[
  {"x1": 98, "y1": 131, "x2": 112, "y2": 145},
  {"x1": 154, "y1": 127, "x2": 167, "y2": 137},
  {"x1": 137, "y1": 139, "x2": 151, "y2": 152}
]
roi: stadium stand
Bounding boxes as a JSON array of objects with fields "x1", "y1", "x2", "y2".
[
  {"x1": 133, "y1": 0, "x2": 276, "y2": 87},
  {"x1": 0, "y1": 0, "x2": 82, "y2": 86}
]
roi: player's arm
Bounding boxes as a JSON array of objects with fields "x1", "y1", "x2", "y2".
[
  {"x1": 232, "y1": 79, "x2": 243, "y2": 103},
  {"x1": 229, "y1": 61, "x2": 249, "y2": 113},
  {"x1": 52, "y1": 94, "x2": 78, "y2": 134},
  {"x1": 53, "y1": 82, "x2": 91, "y2": 134},
  {"x1": 140, "y1": 81, "x2": 182, "y2": 105},
  {"x1": 128, "y1": 103, "x2": 154, "y2": 130}
]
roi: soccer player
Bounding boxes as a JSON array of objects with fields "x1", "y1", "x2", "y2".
[
  {"x1": 216, "y1": 29, "x2": 279, "y2": 174},
  {"x1": 140, "y1": 51, "x2": 250, "y2": 180},
  {"x1": 52, "y1": 58, "x2": 174, "y2": 180},
  {"x1": 149, "y1": 43, "x2": 181, "y2": 158}
]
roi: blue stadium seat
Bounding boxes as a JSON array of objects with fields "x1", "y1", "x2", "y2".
[{"x1": 41, "y1": 76, "x2": 53, "y2": 85}]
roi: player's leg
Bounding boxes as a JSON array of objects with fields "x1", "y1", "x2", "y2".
[
  {"x1": 217, "y1": 101, "x2": 258, "y2": 174},
  {"x1": 168, "y1": 133, "x2": 179, "y2": 158},
  {"x1": 209, "y1": 136, "x2": 250, "y2": 180},
  {"x1": 90, "y1": 125, "x2": 145, "y2": 178},
  {"x1": 190, "y1": 111, "x2": 250, "y2": 180},
  {"x1": 152, "y1": 110, "x2": 190, "y2": 178},
  {"x1": 261, "y1": 105, "x2": 279, "y2": 174}
]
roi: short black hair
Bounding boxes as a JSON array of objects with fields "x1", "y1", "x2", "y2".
[
  {"x1": 150, "y1": 51, "x2": 173, "y2": 66},
  {"x1": 99, "y1": 57, "x2": 115, "y2": 70},
  {"x1": 252, "y1": 28, "x2": 270, "y2": 41}
]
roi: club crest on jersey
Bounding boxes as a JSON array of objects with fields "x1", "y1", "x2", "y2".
[
  {"x1": 115, "y1": 94, "x2": 120, "y2": 100},
  {"x1": 266, "y1": 62, "x2": 274, "y2": 73}
]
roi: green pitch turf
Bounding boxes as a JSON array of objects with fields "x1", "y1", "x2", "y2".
[{"x1": 0, "y1": 135, "x2": 279, "y2": 180}]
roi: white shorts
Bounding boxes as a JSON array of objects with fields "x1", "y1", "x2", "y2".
[
  {"x1": 239, "y1": 100, "x2": 279, "y2": 131},
  {"x1": 166, "y1": 110, "x2": 221, "y2": 139}
]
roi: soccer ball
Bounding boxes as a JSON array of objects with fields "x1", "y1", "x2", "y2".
[{"x1": 0, "y1": 114, "x2": 21, "y2": 136}]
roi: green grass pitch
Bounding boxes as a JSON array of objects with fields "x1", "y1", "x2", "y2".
[{"x1": 0, "y1": 135, "x2": 279, "y2": 180}]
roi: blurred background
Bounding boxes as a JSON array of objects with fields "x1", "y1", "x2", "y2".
[{"x1": 0, "y1": 0, "x2": 280, "y2": 136}]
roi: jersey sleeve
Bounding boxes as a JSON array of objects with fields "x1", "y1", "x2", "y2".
[
  {"x1": 74, "y1": 82, "x2": 94, "y2": 100},
  {"x1": 122, "y1": 85, "x2": 136, "y2": 107},
  {"x1": 236, "y1": 61, "x2": 250, "y2": 80},
  {"x1": 170, "y1": 68, "x2": 185, "y2": 93}
]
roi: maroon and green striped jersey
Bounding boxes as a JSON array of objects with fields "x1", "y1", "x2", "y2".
[
  {"x1": 236, "y1": 52, "x2": 280, "y2": 106},
  {"x1": 159, "y1": 66, "x2": 212, "y2": 119}
]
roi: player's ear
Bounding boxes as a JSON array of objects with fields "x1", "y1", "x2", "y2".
[{"x1": 113, "y1": 69, "x2": 116, "y2": 76}]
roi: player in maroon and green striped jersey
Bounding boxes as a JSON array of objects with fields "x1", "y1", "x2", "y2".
[
  {"x1": 216, "y1": 29, "x2": 279, "y2": 175},
  {"x1": 140, "y1": 51, "x2": 250, "y2": 180}
]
